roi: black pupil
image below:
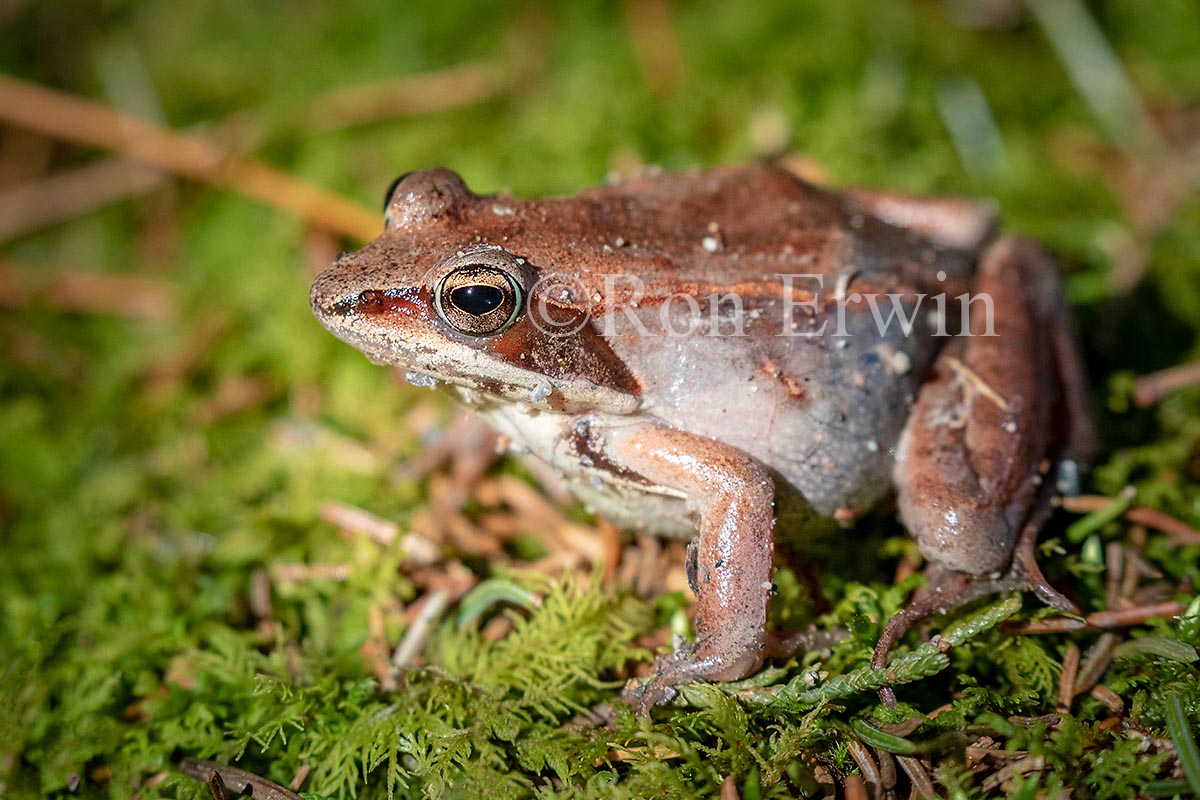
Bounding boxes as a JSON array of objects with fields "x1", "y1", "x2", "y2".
[{"x1": 450, "y1": 284, "x2": 505, "y2": 316}]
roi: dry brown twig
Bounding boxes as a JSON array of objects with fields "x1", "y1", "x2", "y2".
[
  {"x1": 178, "y1": 758, "x2": 301, "y2": 800},
  {"x1": 841, "y1": 773, "x2": 868, "y2": 800},
  {"x1": 288, "y1": 764, "x2": 311, "y2": 793},
  {"x1": 980, "y1": 755, "x2": 1045, "y2": 793},
  {"x1": 621, "y1": 0, "x2": 685, "y2": 97},
  {"x1": 307, "y1": 61, "x2": 505, "y2": 130},
  {"x1": 845, "y1": 738, "x2": 882, "y2": 796},
  {"x1": 1058, "y1": 494, "x2": 1200, "y2": 546},
  {"x1": 0, "y1": 59, "x2": 511, "y2": 241},
  {"x1": 894, "y1": 755, "x2": 935, "y2": 799},
  {"x1": 1056, "y1": 643, "x2": 1081, "y2": 713},
  {"x1": 0, "y1": 73, "x2": 379, "y2": 240},
  {"x1": 0, "y1": 157, "x2": 165, "y2": 241},
  {"x1": 392, "y1": 588, "x2": 449, "y2": 669},
  {"x1": 1073, "y1": 632, "x2": 1118, "y2": 696},
  {"x1": 1133, "y1": 360, "x2": 1200, "y2": 407},
  {"x1": 0, "y1": 258, "x2": 175, "y2": 319},
  {"x1": 1006, "y1": 600, "x2": 1189, "y2": 635}
]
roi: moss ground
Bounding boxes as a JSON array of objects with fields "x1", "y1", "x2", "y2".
[{"x1": 1, "y1": 1, "x2": 1199, "y2": 797}]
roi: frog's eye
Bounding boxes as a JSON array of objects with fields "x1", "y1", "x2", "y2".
[{"x1": 434, "y1": 266, "x2": 523, "y2": 336}]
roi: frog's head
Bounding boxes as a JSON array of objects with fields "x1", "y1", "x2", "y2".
[{"x1": 310, "y1": 169, "x2": 641, "y2": 414}]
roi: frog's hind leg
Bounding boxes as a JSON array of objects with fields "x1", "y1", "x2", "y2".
[{"x1": 873, "y1": 236, "x2": 1092, "y2": 704}]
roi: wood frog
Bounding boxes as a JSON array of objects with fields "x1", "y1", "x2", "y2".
[{"x1": 310, "y1": 165, "x2": 1094, "y2": 710}]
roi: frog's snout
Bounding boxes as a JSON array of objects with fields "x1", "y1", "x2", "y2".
[
  {"x1": 308, "y1": 268, "x2": 340, "y2": 323},
  {"x1": 309, "y1": 259, "x2": 365, "y2": 323}
]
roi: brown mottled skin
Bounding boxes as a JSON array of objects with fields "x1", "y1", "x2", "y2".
[{"x1": 310, "y1": 165, "x2": 1094, "y2": 711}]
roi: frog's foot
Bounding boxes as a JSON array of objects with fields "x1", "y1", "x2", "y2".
[
  {"x1": 872, "y1": 499, "x2": 1079, "y2": 707},
  {"x1": 621, "y1": 641, "x2": 763, "y2": 716}
]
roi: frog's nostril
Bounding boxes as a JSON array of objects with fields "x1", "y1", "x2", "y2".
[{"x1": 324, "y1": 288, "x2": 390, "y2": 317}]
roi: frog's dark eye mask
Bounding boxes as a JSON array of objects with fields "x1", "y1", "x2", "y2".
[{"x1": 433, "y1": 265, "x2": 523, "y2": 336}]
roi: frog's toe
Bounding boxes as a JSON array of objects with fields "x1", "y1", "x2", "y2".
[
  {"x1": 620, "y1": 643, "x2": 766, "y2": 716},
  {"x1": 870, "y1": 565, "x2": 1013, "y2": 708},
  {"x1": 1008, "y1": 523, "x2": 1079, "y2": 614},
  {"x1": 620, "y1": 676, "x2": 678, "y2": 717}
]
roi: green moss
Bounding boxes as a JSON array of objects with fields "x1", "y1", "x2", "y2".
[{"x1": 3, "y1": 1, "x2": 1199, "y2": 797}]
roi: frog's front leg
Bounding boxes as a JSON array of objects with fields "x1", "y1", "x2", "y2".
[
  {"x1": 600, "y1": 423, "x2": 775, "y2": 711},
  {"x1": 876, "y1": 236, "x2": 1094, "y2": 697}
]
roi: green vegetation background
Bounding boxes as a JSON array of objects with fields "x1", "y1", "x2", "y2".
[{"x1": 1, "y1": 1, "x2": 1199, "y2": 798}]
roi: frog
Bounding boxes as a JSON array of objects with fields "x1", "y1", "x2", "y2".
[{"x1": 309, "y1": 164, "x2": 1094, "y2": 711}]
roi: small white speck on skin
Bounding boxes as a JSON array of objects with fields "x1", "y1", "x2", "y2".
[
  {"x1": 592, "y1": 291, "x2": 602, "y2": 303},
  {"x1": 849, "y1": 213, "x2": 865, "y2": 229},
  {"x1": 702, "y1": 235, "x2": 720, "y2": 253},
  {"x1": 404, "y1": 370, "x2": 439, "y2": 388},
  {"x1": 491, "y1": 204, "x2": 515, "y2": 216},
  {"x1": 614, "y1": 236, "x2": 627, "y2": 247},
  {"x1": 881, "y1": 349, "x2": 911, "y2": 375},
  {"x1": 761, "y1": 581, "x2": 773, "y2": 590},
  {"x1": 866, "y1": 439, "x2": 879, "y2": 453},
  {"x1": 530, "y1": 377, "x2": 554, "y2": 404},
  {"x1": 834, "y1": 269, "x2": 857, "y2": 303},
  {"x1": 1003, "y1": 420, "x2": 1017, "y2": 433}
]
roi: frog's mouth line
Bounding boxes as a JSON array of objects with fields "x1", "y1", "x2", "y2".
[{"x1": 319, "y1": 311, "x2": 641, "y2": 416}]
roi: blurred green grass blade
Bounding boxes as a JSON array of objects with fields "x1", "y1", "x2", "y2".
[{"x1": 1164, "y1": 691, "x2": 1200, "y2": 796}]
